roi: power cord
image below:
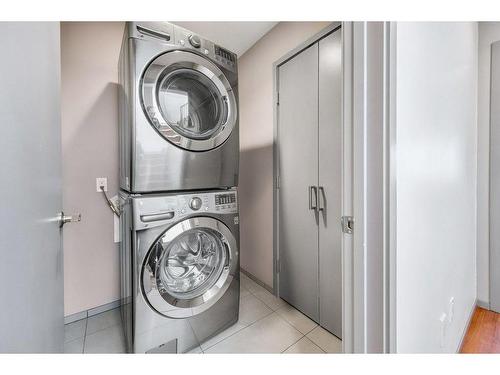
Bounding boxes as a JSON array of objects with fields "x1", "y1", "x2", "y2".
[{"x1": 100, "y1": 185, "x2": 121, "y2": 217}]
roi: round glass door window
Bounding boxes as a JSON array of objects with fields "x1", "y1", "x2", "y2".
[
  {"x1": 157, "y1": 68, "x2": 227, "y2": 141},
  {"x1": 141, "y1": 51, "x2": 237, "y2": 151},
  {"x1": 142, "y1": 217, "x2": 237, "y2": 317},
  {"x1": 156, "y1": 227, "x2": 226, "y2": 299}
]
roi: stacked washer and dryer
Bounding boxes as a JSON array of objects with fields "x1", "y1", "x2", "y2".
[{"x1": 118, "y1": 22, "x2": 240, "y2": 353}]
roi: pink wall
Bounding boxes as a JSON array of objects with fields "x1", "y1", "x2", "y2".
[{"x1": 61, "y1": 22, "x2": 125, "y2": 315}]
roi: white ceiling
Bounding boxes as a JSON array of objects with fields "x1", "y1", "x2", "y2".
[{"x1": 172, "y1": 22, "x2": 277, "y2": 57}]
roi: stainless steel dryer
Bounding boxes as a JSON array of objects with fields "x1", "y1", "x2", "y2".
[
  {"x1": 119, "y1": 189, "x2": 240, "y2": 353},
  {"x1": 118, "y1": 22, "x2": 239, "y2": 193}
]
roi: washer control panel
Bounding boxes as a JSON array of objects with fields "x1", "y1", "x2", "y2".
[
  {"x1": 132, "y1": 190, "x2": 238, "y2": 230},
  {"x1": 176, "y1": 191, "x2": 238, "y2": 216}
]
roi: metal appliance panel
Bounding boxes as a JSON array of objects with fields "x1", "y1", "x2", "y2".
[
  {"x1": 119, "y1": 192, "x2": 134, "y2": 351},
  {"x1": 490, "y1": 40, "x2": 500, "y2": 313},
  {"x1": 118, "y1": 22, "x2": 239, "y2": 193},
  {"x1": 278, "y1": 43, "x2": 320, "y2": 321},
  {"x1": 318, "y1": 31, "x2": 343, "y2": 338},
  {"x1": 120, "y1": 190, "x2": 240, "y2": 353},
  {"x1": 0, "y1": 23, "x2": 64, "y2": 352}
]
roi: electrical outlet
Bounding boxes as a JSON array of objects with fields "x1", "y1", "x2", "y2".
[
  {"x1": 439, "y1": 313, "x2": 447, "y2": 348},
  {"x1": 448, "y1": 297, "x2": 455, "y2": 323},
  {"x1": 96, "y1": 177, "x2": 108, "y2": 192}
]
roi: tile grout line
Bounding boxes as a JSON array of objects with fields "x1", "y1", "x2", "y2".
[
  {"x1": 243, "y1": 275, "x2": 326, "y2": 353},
  {"x1": 274, "y1": 307, "x2": 319, "y2": 336},
  {"x1": 270, "y1": 308, "x2": 308, "y2": 353},
  {"x1": 204, "y1": 284, "x2": 300, "y2": 353},
  {"x1": 200, "y1": 281, "x2": 261, "y2": 352},
  {"x1": 82, "y1": 317, "x2": 88, "y2": 354},
  {"x1": 202, "y1": 309, "x2": 275, "y2": 352},
  {"x1": 243, "y1": 277, "x2": 284, "y2": 312},
  {"x1": 81, "y1": 309, "x2": 122, "y2": 340},
  {"x1": 280, "y1": 334, "x2": 306, "y2": 353},
  {"x1": 303, "y1": 325, "x2": 320, "y2": 336}
]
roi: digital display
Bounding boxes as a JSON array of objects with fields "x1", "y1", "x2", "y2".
[
  {"x1": 215, "y1": 45, "x2": 236, "y2": 63},
  {"x1": 215, "y1": 193, "x2": 236, "y2": 205}
]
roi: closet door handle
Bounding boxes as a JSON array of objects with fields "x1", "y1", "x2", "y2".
[
  {"x1": 318, "y1": 186, "x2": 325, "y2": 211},
  {"x1": 309, "y1": 186, "x2": 318, "y2": 211}
]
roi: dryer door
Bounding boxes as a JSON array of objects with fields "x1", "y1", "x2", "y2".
[
  {"x1": 141, "y1": 50, "x2": 237, "y2": 151},
  {"x1": 142, "y1": 216, "x2": 238, "y2": 318}
]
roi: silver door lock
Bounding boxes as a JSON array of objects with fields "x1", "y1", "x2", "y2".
[{"x1": 58, "y1": 212, "x2": 82, "y2": 228}]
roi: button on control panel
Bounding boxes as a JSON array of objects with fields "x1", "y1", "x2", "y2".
[
  {"x1": 188, "y1": 34, "x2": 201, "y2": 48},
  {"x1": 189, "y1": 196, "x2": 203, "y2": 211}
]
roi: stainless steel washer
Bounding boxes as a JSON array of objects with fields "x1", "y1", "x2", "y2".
[
  {"x1": 118, "y1": 22, "x2": 239, "y2": 193},
  {"x1": 119, "y1": 189, "x2": 240, "y2": 353}
]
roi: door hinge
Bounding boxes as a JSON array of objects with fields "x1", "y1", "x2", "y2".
[
  {"x1": 341, "y1": 216, "x2": 354, "y2": 234},
  {"x1": 276, "y1": 258, "x2": 281, "y2": 274},
  {"x1": 276, "y1": 92, "x2": 279, "y2": 106},
  {"x1": 276, "y1": 175, "x2": 280, "y2": 189}
]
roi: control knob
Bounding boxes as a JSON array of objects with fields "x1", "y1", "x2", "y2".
[
  {"x1": 189, "y1": 197, "x2": 202, "y2": 211},
  {"x1": 188, "y1": 34, "x2": 201, "y2": 48}
]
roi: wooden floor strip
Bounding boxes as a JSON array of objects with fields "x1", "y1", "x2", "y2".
[{"x1": 460, "y1": 307, "x2": 500, "y2": 353}]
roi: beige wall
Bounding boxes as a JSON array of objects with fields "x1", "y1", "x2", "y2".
[
  {"x1": 61, "y1": 22, "x2": 125, "y2": 316},
  {"x1": 238, "y1": 22, "x2": 330, "y2": 287}
]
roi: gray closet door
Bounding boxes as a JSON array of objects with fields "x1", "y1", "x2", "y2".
[
  {"x1": 278, "y1": 43, "x2": 320, "y2": 321},
  {"x1": 490, "y1": 40, "x2": 500, "y2": 313},
  {"x1": 318, "y1": 31, "x2": 343, "y2": 337}
]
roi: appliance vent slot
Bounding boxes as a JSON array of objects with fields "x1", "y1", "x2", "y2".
[{"x1": 136, "y1": 25, "x2": 171, "y2": 41}]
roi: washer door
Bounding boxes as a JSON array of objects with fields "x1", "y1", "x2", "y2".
[
  {"x1": 142, "y1": 217, "x2": 237, "y2": 318},
  {"x1": 141, "y1": 50, "x2": 237, "y2": 151}
]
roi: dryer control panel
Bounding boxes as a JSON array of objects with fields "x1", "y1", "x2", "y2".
[{"x1": 128, "y1": 22, "x2": 238, "y2": 73}]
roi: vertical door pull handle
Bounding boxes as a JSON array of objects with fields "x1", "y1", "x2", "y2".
[
  {"x1": 309, "y1": 186, "x2": 318, "y2": 210},
  {"x1": 318, "y1": 186, "x2": 325, "y2": 211}
]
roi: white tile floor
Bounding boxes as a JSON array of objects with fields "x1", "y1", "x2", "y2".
[{"x1": 64, "y1": 272, "x2": 342, "y2": 354}]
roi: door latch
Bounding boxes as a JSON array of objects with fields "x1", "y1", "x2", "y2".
[
  {"x1": 341, "y1": 216, "x2": 354, "y2": 234},
  {"x1": 58, "y1": 212, "x2": 82, "y2": 228}
]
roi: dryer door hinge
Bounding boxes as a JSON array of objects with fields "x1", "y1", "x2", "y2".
[{"x1": 341, "y1": 216, "x2": 354, "y2": 234}]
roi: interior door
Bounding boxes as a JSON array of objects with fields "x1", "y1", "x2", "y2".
[
  {"x1": 318, "y1": 31, "x2": 343, "y2": 337},
  {"x1": 278, "y1": 43, "x2": 320, "y2": 321},
  {"x1": 0, "y1": 23, "x2": 64, "y2": 352},
  {"x1": 490, "y1": 40, "x2": 500, "y2": 313}
]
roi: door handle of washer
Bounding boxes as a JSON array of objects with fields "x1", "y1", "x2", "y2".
[
  {"x1": 309, "y1": 186, "x2": 318, "y2": 211},
  {"x1": 318, "y1": 186, "x2": 325, "y2": 211},
  {"x1": 222, "y1": 96, "x2": 229, "y2": 125},
  {"x1": 140, "y1": 211, "x2": 175, "y2": 223}
]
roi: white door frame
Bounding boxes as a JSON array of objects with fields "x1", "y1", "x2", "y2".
[{"x1": 352, "y1": 21, "x2": 394, "y2": 354}]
